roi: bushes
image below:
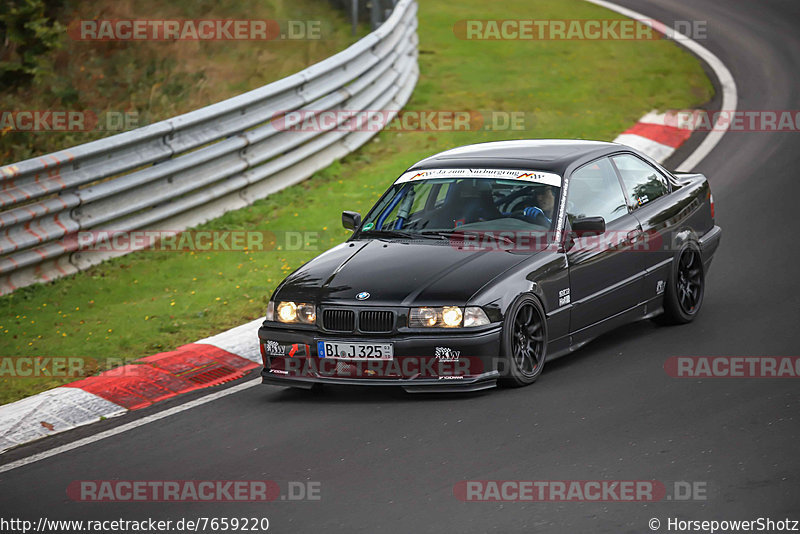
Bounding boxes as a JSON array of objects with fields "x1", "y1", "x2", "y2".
[
  {"x1": 0, "y1": 0, "x2": 65, "y2": 87},
  {"x1": 1, "y1": 0, "x2": 357, "y2": 162}
]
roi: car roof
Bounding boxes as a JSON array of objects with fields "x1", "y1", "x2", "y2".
[{"x1": 406, "y1": 139, "x2": 626, "y2": 176}]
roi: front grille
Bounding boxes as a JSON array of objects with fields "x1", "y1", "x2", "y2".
[
  {"x1": 359, "y1": 310, "x2": 394, "y2": 333},
  {"x1": 322, "y1": 309, "x2": 355, "y2": 332}
]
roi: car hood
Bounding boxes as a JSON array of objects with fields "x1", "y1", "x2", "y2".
[{"x1": 274, "y1": 239, "x2": 535, "y2": 306}]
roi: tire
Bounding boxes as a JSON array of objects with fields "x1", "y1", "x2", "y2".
[
  {"x1": 656, "y1": 244, "x2": 705, "y2": 325},
  {"x1": 499, "y1": 295, "x2": 547, "y2": 387}
]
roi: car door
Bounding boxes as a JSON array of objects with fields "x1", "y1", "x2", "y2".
[
  {"x1": 564, "y1": 156, "x2": 646, "y2": 334},
  {"x1": 610, "y1": 153, "x2": 675, "y2": 305}
]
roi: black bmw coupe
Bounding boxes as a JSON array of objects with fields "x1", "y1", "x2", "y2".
[{"x1": 258, "y1": 140, "x2": 721, "y2": 391}]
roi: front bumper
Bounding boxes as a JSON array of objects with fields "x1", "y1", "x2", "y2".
[{"x1": 257, "y1": 323, "x2": 502, "y2": 393}]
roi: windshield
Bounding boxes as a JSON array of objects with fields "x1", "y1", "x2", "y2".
[{"x1": 358, "y1": 168, "x2": 562, "y2": 237}]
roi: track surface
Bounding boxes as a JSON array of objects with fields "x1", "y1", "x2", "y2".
[{"x1": 1, "y1": 1, "x2": 799, "y2": 532}]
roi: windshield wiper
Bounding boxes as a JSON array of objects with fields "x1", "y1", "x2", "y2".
[
  {"x1": 359, "y1": 229, "x2": 445, "y2": 240},
  {"x1": 419, "y1": 230, "x2": 515, "y2": 246}
]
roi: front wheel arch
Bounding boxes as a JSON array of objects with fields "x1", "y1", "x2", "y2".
[{"x1": 498, "y1": 293, "x2": 548, "y2": 387}]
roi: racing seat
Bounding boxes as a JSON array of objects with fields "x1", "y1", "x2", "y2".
[
  {"x1": 423, "y1": 179, "x2": 503, "y2": 229},
  {"x1": 450, "y1": 179, "x2": 503, "y2": 225}
]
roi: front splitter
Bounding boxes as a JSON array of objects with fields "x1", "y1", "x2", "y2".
[{"x1": 261, "y1": 369, "x2": 500, "y2": 393}]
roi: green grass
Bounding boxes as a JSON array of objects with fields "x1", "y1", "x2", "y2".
[
  {"x1": 0, "y1": 0, "x2": 713, "y2": 404},
  {"x1": 0, "y1": 0, "x2": 366, "y2": 162}
]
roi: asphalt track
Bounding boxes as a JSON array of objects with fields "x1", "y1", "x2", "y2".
[{"x1": 1, "y1": 1, "x2": 798, "y2": 532}]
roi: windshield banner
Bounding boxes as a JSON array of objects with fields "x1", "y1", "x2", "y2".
[{"x1": 394, "y1": 168, "x2": 562, "y2": 187}]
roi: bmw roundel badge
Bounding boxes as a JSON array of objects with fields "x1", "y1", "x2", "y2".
[{"x1": 356, "y1": 291, "x2": 370, "y2": 300}]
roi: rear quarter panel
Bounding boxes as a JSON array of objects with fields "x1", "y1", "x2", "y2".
[{"x1": 634, "y1": 173, "x2": 714, "y2": 302}]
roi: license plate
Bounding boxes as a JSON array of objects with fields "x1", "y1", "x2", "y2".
[{"x1": 317, "y1": 341, "x2": 393, "y2": 360}]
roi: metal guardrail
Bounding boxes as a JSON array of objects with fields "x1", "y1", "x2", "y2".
[{"x1": 0, "y1": 0, "x2": 418, "y2": 295}]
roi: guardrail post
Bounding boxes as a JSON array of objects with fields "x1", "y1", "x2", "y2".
[
  {"x1": 351, "y1": 0, "x2": 359, "y2": 36},
  {"x1": 370, "y1": 0, "x2": 382, "y2": 29}
]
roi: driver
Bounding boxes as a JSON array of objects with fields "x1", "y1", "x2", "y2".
[{"x1": 523, "y1": 186, "x2": 555, "y2": 224}]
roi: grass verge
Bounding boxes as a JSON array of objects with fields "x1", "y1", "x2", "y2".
[
  {"x1": 0, "y1": 0, "x2": 364, "y2": 162},
  {"x1": 0, "y1": 0, "x2": 713, "y2": 404}
]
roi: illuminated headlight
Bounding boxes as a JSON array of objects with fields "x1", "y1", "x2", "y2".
[
  {"x1": 412, "y1": 307, "x2": 439, "y2": 327},
  {"x1": 274, "y1": 301, "x2": 316, "y2": 324},
  {"x1": 409, "y1": 306, "x2": 487, "y2": 328},
  {"x1": 441, "y1": 306, "x2": 463, "y2": 327}
]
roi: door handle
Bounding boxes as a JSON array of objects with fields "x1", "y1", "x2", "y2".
[{"x1": 626, "y1": 229, "x2": 643, "y2": 244}]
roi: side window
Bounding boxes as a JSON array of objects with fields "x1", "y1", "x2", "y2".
[
  {"x1": 611, "y1": 154, "x2": 669, "y2": 207},
  {"x1": 567, "y1": 157, "x2": 629, "y2": 224}
]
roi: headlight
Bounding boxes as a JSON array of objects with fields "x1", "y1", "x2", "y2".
[
  {"x1": 412, "y1": 307, "x2": 438, "y2": 327},
  {"x1": 274, "y1": 301, "x2": 316, "y2": 324},
  {"x1": 441, "y1": 306, "x2": 463, "y2": 327},
  {"x1": 463, "y1": 306, "x2": 490, "y2": 327},
  {"x1": 408, "y1": 306, "x2": 489, "y2": 328}
]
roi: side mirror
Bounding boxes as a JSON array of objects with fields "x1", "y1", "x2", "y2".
[
  {"x1": 571, "y1": 216, "x2": 605, "y2": 237},
  {"x1": 342, "y1": 211, "x2": 362, "y2": 231}
]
